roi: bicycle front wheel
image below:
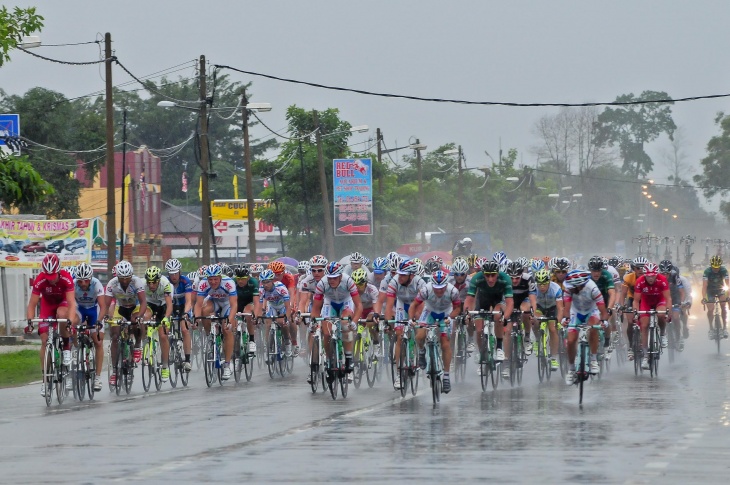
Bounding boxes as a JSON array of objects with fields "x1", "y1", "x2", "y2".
[
  {"x1": 86, "y1": 344, "x2": 96, "y2": 400},
  {"x1": 74, "y1": 346, "x2": 86, "y2": 402},
  {"x1": 267, "y1": 330, "x2": 277, "y2": 379},
  {"x1": 233, "y1": 332, "x2": 243, "y2": 383},
  {"x1": 353, "y1": 335, "x2": 363, "y2": 389},
  {"x1": 243, "y1": 333, "x2": 254, "y2": 382},
  {"x1": 537, "y1": 330, "x2": 546, "y2": 383},
  {"x1": 169, "y1": 342, "x2": 179, "y2": 389},
  {"x1": 716, "y1": 315, "x2": 722, "y2": 355},
  {"x1": 43, "y1": 344, "x2": 54, "y2": 406},
  {"x1": 578, "y1": 345, "x2": 587, "y2": 406},
  {"x1": 398, "y1": 339, "x2": 409, "y2": 398},
  {"x1": 141, "y1": 339, "x2": 152, "y2": 392},
  {"x1": 203, "y1": 335, "x2": 216, "y2": 387},
  {"x1": 430, "y1": 345, "x2": 440, "y2": 404}
]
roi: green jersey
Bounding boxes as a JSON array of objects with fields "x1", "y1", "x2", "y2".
[
  {"x1": 703, "y1": 266, "x2": 728, "y2": 293},
  {"x1": 236, "y1": 277, "x2": 259, "y2": 309},
  {"x1": 591, "y1": 269, "x2": 615, "y2": 303},
  {"x1": 468, "y1": 271, "x2": 514, "y2": 301}
]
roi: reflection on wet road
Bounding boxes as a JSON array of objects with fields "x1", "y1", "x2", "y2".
[{"x1": 1, "y1": 314, "x2": 729, "y2": 483}]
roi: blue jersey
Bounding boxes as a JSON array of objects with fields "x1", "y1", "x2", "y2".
[
  {"x1": 172, "y1": 275, "x2": 193, "y2": 305},
  {"x1": 536, "y1": 281, "x2": 563, "y2": 309}
]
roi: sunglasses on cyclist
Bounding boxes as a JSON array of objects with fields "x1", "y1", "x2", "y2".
[
  {"x1": 453, "y1": 272, "x2": 466, "y2": 277},
  {"x1": 311, "y1": 268, "x2": 325, "y2": 273},
  {"x1": 484, "y1": 273, "x2": 498, "y2": 277}
]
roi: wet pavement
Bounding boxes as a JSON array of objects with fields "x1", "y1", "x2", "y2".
[{"x1": 1, "y1": 310, "x2": 730, "y2": 483}]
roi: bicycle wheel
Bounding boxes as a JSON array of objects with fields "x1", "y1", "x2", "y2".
[
  {"x1": 75, "y1": 346, "x2": 86, "y2": 402},
  {"x1": 716, "y1": 315, "x2": 722, "y2": 355},
  {"x1": 517, "y1": 343, "x2": 525, "y2": 386},
  {"x1": 169, "y1": 342, "x2": 179, "y2": 389},
  {"x1": 204, "y1": 335, "x2": 215, "y2": 387},
  {"x1": 329, "y1": 340, "x2": 339, "y2": 400},
  {"x1": 243, "y1": 333, "x2": 254, "y2": 382},
  {"x1": 632, "y1": 327, "x2": 642, "y2": 376},
  {"x1": 153, "y1": 341, "x2": 163, "y2": 391},
  {"x1": 179, "y1": 341, "x2": 189, "y2": 387},
  {"x1": 537, "y1": 330, "x2": 546, "y2": 383},
  {"x1": 44, "y1": 345, "x2": 54, "y2": 406},
  {"x1": 509, "y1": 335, "x2": 518, "y2": 387},
  {"x1": 558, "y1": 330, "x2": 568, "y2": 378},
  {"x1": 390, "y1": 337, "x2": 398, "y2": 389},
  {"x1": 233, "y1": 332, "x2": 243, "y2": 383},
  {"x1": 56, "y1": 362, "x2": 67, "y2": 405},
  {"x1": 399, "y1": 340, "x2": 408, "y2": 398},
  {"x1": 648, "y1": 326, "x2": 656, "y2": 377},
  {"x1": 578, "y1": 345, "x2": 587, "y2": 406},
  {"x1": 353, "y1": 335, "x2": 364, "y2": 389},
  {"x1": 193, "y1": 329, "x2": 204, "y2": 370},
  {"x1": 216, "y1": 339, "x2": 224, "y2": 386},
  {"x1": 491, "y1": 362, "x2": 500, "y2": 389},
  {"x1": 544, "y1": 331, "x2": 552, "y2": 382},
  {"x1": 123, "y1": 348, "x2": 133, "y2": 395},
  {"x1": 479, "y1": 336, "x2": 488, "y2": 392},
  {"x1": 652, "y1": 326, "x2": 660, "y2": 378},
  {"x1": 86, "y1": 344, "x2": 96, "y2": 400},
  {"x1": 310, "y1": 338, "x2": 320, "y2": 393},
  {"x1": 365, "y1": 335, "x2": 377, "y2": 388},
  {"x1": 340, "y1": 373, "x2": 348, "y2": 399},
  {"x1": 276, "y1": 333, "x2": 286, "y2": 377},
  {"x1": 114, "y1": 344, "x2": 123, "y2": 396},
  {"x1": 141, "y1": 339, "x2": 152, "y2": 392},
  {"x1": 257, "y1": 325, "x2": 265, "y2": 369},
  {"x1": 430, "y1": 345, "x2": 440, "y2": 404},
  {"x1": 267, "y1": 329, "x2": 277, "y2": 379}
]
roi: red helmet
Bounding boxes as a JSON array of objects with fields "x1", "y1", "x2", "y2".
[
  {"x1": 643, "y1": 262, "x2": 659, "y2": 276},
  {"x1": 41, "y1": 253, "x2": 60, "y2": 275}
]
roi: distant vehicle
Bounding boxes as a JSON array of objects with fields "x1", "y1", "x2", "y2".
[
  {"x1": 2, "y1": 240, "x2": 23, "y2": 254},
  {"x1": 22, "y1": 241, "x2": 47, "y2": 253},
  {"x1": 65, "y1": 238, "x2": 87, "y2": 253},
  {"x1": 46, "y1": 240, "x2": 65, "y2": 253},
  {"x1": 229, "y1": 223, "x2": 244, "y2": 229}
]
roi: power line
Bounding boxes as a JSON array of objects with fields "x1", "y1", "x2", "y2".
[
  {"x1": 531, "y1": 167, "x2": 723, "y2": 191},
  {"x1": 214, "y1": 64, "x2": 730, "y2": 108},
  {"x1": 17, "y1": 46, "x2": 110, "y2": 66},
  {"x1": 38, "y1": 40, "x2": 101, "y2": 47},
  {"x1": 114, "y1": 58, "x2": 201, "y2": 105}
]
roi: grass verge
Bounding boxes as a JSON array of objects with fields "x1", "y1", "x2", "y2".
[{"x1": 0, "y1": 350, "x2": 40, "y2": 387}]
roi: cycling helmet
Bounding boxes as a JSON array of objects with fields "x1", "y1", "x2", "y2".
[
  {"x1": 424, "y1": 260, "x2": 441, "y2": 274},
  {"x1": 268, "y1": 261, "x2": 285, "y2": 274},
  {"x1": 475, "y1": 257, "x2": 489, "y2": 270},
  {"x1": 41, "y1": 253, "x2": 60, "y2": 275},
  {"x1": 658, "y1": 260, "x2": 673, "y2": 273},
  {"x1": 297, "y1": 260, "x2": 310, "y2": 273},
  {"x1": 541, "y1": 256, "x2": 551, "y2": 264},
  {"x1": 67, "y1": 267, "x2": 76, "y2": 279},
  {"x1": 427, "y1": 255, "x2": 444, "y2": 265},
  {"x1": 588, "y1": 256, "x2": 604, "y2": 271},
  {"x1": 451, "y1": 259, "x2": 470, "y2": 274},
  {"x1": 481, "y1": 260, "x2": 500, "y2": 274},
  {"x1": 325, "y1": 261, "x2": 344, "y2": 277},
  {"x1": 412, "y1": 257, "x2": 423, "y2": 266},
  {"x1": 534, "y1": 269, "x2": 551, "y2": 285},
  {"x1": 145, "y1": 266, "x2": 162, "y2": 282},
  {"x1": 309, "y1": 255, "x2": 328, "y2": 267},
  {"x1": 351, "y1": 268, "x2": 368, "y2": 285},
  {"x1": 431, "y1": 270, "x2": 448, "y2": 288},
  {"x1": 372, "y1": 257, "x2": 389, "y2": 273},
  {"x1": 75, "y1": 262, "x2": 93, "y2": 280},
  {"x1": 499, "y1": 258, "x2": 511, "y2": 273},
  {"x1": 116, "y1": 260, "x2": 134, "y2": 278},
  {"x1": 467, "y1": 253, "x2": 479, "y2": 269},
  {"x1": 608, "y1": 256, "x2": 620, "y2": 268},
  {"x1": 234, "y1": 265, "x2": 250, "y2": 278},
  {"x1": 564, "y1": 269, "x2": 591, "y2": 288},
  {"x1": 492, "y1": 251, "x2": 507, "y2": 264},
  {"x1": 553, "y1": 258, "x2": 571, "y2": 272},
  {"x1": 516, "y1": 257, "x2": 529, "y2": 268},
  {"x1": 350, "y1": 251, "x2": 366, "y2": 264},
  {"x1": 531, "y1": 260, "x2": 545, "y2": 273},
  {"x1": 414, "y1": 260, "x2": 425, "y2": 276},
  {"x1": 186, "y1": 271, "x2": 197, "y2": 280},
  {"x1": 250, "y1": 263, "x2": 264, "y2": 274},
  {"x1": 197, "y1": 265, "x2": 208, "y2": 278},
  {"x1": 631, "y1": 256, "x2": 648, "y2": 270},
  {"x1": 165, "y1": 258, "x2": 182, "y2": 274},
  {"x1": 388, "y1": 254, "x2": 404, "y2": 272},
  {"x1": 506, "y1": 261, "x2": 524, "y2": 277},
  {"x1": 259, "y1": 269, "x2": 276, "y2": 282},
  {"x1": 601, "y1": 257, "x2": 609, "y2": 267},
  {"x1": 363, "y1": 257, "x2": 370, "y2": 267},
  {"x1": 711, "y1": 255, "x2": 723, "y2": 268},
  {"x1": 397, "y1": 259, "x2": 419, "y2": 275},
  {"x1": 205, "y1": 264, "x2": 222, "y2": 278},
  {"x1": 643, "y1": 262, "x2": 659, "y2": 276}
]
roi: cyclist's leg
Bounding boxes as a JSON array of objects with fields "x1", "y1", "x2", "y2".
[
  {"x1": 220, "y1": 305, "x2": 234, "y2": 363},
  {"x1": 587, "y1": 313, "x2": 601, "y2": 356},
  {"x1": 656, "y1": 303, "x2": 668, "y2": 335},
  {"x1": 706, "y1": 300, "x2": 715, "y2": 330},
  {"x1": 474, "y1": 317, "x2": 485, "y2": 355},
  {"x1": 566, "y1": 315, "x2": 579, "y2": 366},
  {"x1": 85, "y1": 306, "x2": 104, "y2": 377},
  {"x1": 440, "y1": 323, "x2": 452, "y2": 373}
]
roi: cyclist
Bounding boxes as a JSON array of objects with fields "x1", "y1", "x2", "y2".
[
  {"x1": 587, "y1": 256, "x2": 616, "y2": 353},
  {"x1": 298, "y1": 255, "x2": 327, "y2": 314},
  {"x1": 464, "y1": 260, "x2": 514, "y2": 376},
  {"x1": 702, "y1": 255, "x2": 729, "y2": 339},
  {"x1": 348, "y1": 251, "x2": 369, "y2": 276},
  {"x1": 448, "y1": 258, "x2": 474, "y2": 350},
  {"x1": 562, "y1": 269, "x2": 609, "y2": 385},
  {"x1": 384, "y1": 259, "x2": 426, "y2": 389},
  {"x1": 26, "y1": 254, "x2": 77, "y2": 397},
  {"x1": 632, "y1": 262, "x2": 672, "y2": 370},
  {"x1": 259, "y1": 268, "x2": 295, "y2": 356},
  {"x1": 409, "y1": 270, "x2": 460, "y2": 393},
  {"x1": 505, "y1": 260, "x2": 537, "y2": 355},
  {"x1": 142, "y1": 266, "x2": 174, "y2": 382},
  {"x1": 375, "y1": 252, "x2": 402, "y2": 316},
  {"x1": 370, "y1": 256, "x2": 389, "y2": 288},
  {"x1": 234, "y1": 264, "x2": 260, "y2": 354},
  {"x1": 352, "y1": 268, "x2": 380, "y2": 344},
  {"x1": 269, "y1": 261, "x2": 297, "y2": 312},
  {"x1": 295, "y1": 260, "x2": 310, "y2": 288},
  {"x1": 550, "y1": 257, "x2": 571, "y2": 290},
  {"x1": 659, "y1": 259, "x2": 685, "y2": 351},
  {"x1": 533, "y1": 268, "x2": 564, "y2": 371},
  {"x1": 73, "y1": 262, "x2": 107, "y2": 391},
  {"x1": 165, "y1": 258, "x2": 194, "y2": 371},
  {"x1": 452, "y1": 237, "x2": 473, "y2": 259},
  {"x1": 104, "y1": 260, "x2": 147, "y2": 387},
  {"x1": 311, "y1": 261, "x2": 363, "y2": 383},
  {"x1": 619, "y1": 256, "x2": 647, "y2": 360},
  {"x1": 194, "y1": 264, "x2": 238, "y2": 380}
]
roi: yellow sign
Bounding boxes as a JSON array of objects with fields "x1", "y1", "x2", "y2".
[
  {"x1": 210, "y1": 199, "x2": 271, "y2": 220},
  {"x1": 0, "y1": 218, "x2": 92, "y2": 268}
]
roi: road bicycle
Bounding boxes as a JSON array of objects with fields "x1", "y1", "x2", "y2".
[
  {"x1": 140, "y1": 319, "x2": 164, "y2": 392},
  {"x1": 71, "y1": 320, "x2": 101, "y2": 401},
  {"x1": 29, "y1": 318, "x2": 71, "y2": 406},
  {"x1": 572, "y1": 322, "x2": 603, "y2": 406},
  {"x1": 318, "y1": 316, "x2": 351, "y2": 400},
  {"x1": 394, "y1": 320, "x2": 419, "y2": 398},
  {"x1": 557, "y1": 318, "x2": 569, "y2": 377},
  {"x1": 169, "y1": 314, "x2": 189, "y2": 388},
  {"x1": 704, "y1": 296, "x2": 724, "y2": 355},
  {"x1": 195, "y1": 315, "x2": 228, "y2": 387},
  {"x1": 635, "y1": 309, "x2": 668, "y2": 378},
  {"x1": 451, "y1": 314, "x2": 470, "y2": 384},
  {"x1": 422, "y1": 320, "x2": 445, "y2": 404},
  {"x1": 534, "y1": 315, "x2": 553, "y2": 383},
  {"x1": 233, "y1": 312, "x2": 254, "y2": 383},
  {"x1": 263, "y1": 315, "x2": 290, "y2": 379},
  {"x1": 468, "y1": 310, "x2": 501, "y2": 391},
  {"x1": 107, "y1": 318, "x2": 136, "y2": 395},
  {"x1": 507, "y1": 311, "x2": 531, "y2": 387},
  {"x1": 306, "y1": 313, "x2": 327, "y2": 394},
  {"x1": 191, "y1": 323, "x2": 205, "y2": 370},
  {"x1": 352, "y1": 317, "x2": 377, "y2": 389},
  {"x1": 256, "y1": 317, "x2": 267, "y2": 369}
]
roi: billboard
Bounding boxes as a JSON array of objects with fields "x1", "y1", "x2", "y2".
[
  {"x1": 333, "y1": 158, "x2": 373, "y2": 236},
  {"x1": 210, "y1": 199, "x2": 271, "y2": 220},
  {"x1": 0, "y1": 113, "x2": 20, "y2": 155},
  {"x1": 210, "y1": 199, "x2": 284, "y2": 242},
  {"x1": 0, "y1": 218, "x2": 92, "y2": 268}
]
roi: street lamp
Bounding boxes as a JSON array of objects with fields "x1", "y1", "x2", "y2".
[
  {"x1": 18, "y1": 36, "x2": 41, "y2": 48},
  {"x1": 506, "y1": 176, "x2": 519, "y2": 182}
]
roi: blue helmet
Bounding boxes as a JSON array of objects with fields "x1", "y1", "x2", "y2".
[
  {"x1": 372, "y1": 257, "x2": 389, "y2": 273},
  {"x1": 205, "y1": 264, "x2": 222, "y2": 278},
  {"x1": 431, "y1": 270, "x2": 448, "y2": 288},
  {"x1": 259, "y1": 269, "x2": 276, "y2": 281},
  {"x1": 531, "y1": 260, "x2": 545, "y2": 273},
  {"x1": 493, "y1": 251, "x2": 507, "y2": 265}
]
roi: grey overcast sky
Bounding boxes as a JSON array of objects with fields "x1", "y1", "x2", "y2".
[{"x1": 2, "y1": 1, "x2": 730, "y2": 199}]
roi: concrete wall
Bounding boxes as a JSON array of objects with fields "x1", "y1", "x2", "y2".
[{"x1": 0, "y1": 267, "x2": 34, "y2": 330}]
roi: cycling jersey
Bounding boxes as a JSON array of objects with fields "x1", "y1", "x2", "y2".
[
  {"x1": 591, "y1": 269, "x2": 615, "y2": 303},
  {"x1": 703, "y1": 266, "x2": 729, "y2": 294},
  {"x1": 386, "y1": 275, "x2": 426, "y2": 305},
  {"x1": 467, "y1": 271, "x2": 514, "y2": 304},
  {"x1": 379, "y1": 273, "x2": 395, "y2": 293},
  {"x1": 171, "y1": 275, "x2": 193, "y2": 306},
  {"x1": 145, "y1": 275, "x2": 173, "y2": 306},
  {"x1": 664, "y1": 269, "x2": 683, "y2": 303},
  {"x1": 551, "y1": 274, "x2": 566, "y2": 291},
  {"x1": 536, "y1": 281, "x2": 563, "y2": 309},
  {"x1": 198, "y1": 276, "x2": 237, "y2": 301},
  {"x1": 358, "y1": 283, "x2": 379, "y2": 310},
  {"x1": 236, "y1": 277, "x2": 259, "y2": 308},
  {"x1": 105, "y1": 276, "x2": 146, "y2": 308},
  {"x1": 314, "y1": 276, "x2": 359, "y2": 304},
  {"x1": 564, "y1": 280, "x2": 604, "y2": 316},
  {"x1": 679, "y1": 275, "x2": 693, "y2": 304},
  {"x1": 32, "y1": 270, "x2": 74, "y2": 305},
  {"x1": 635, "y1": 274, "x2": 669, "y2": 300},
  {"x1": 447, "y1": 274, "x2": 472, "y2": 302},
  {"x1": 259, "y1": 281, "x2": 290, "y2": 307},
  {"x1": 74, "y1": 277, "x2": 104, "y2": 309},
  {"x1": 606, "y1": 265, "x2": 621, "y2": 287},
  {"x1": 623, "y1": 272, "x2": 640, "y2": 299},
  {"x1": 414, "y1": 283, "x2": 460, "y2": 314},
  {"x1": 511, "y1": 273, "x2": 537, "y2": 304},
  {"x1": 279, "y1": 272, "x2": 296, "y2": 290}
]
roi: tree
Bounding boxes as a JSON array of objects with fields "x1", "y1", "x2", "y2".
[
  {"x1": 595, "y1": 91, "x2": 676, "y2": 178},
  {"x1": 695, "y1": 113, "x2": 730, "y2": 222},
  {"x1": 660, "y1": 126, "x2": 692, "y2": 185},
  {"x1": 0, "y1": 151, "x2": 53, "y2": 212},
  {"x1": 0, "y1": 6, "x2": 43, "y2": 66}
]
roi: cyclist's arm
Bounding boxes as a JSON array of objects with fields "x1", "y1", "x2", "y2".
[
  {"x1": 65, "y1": 289, "x2": 78, "y2": 324},
  {"x1": 503, "y1": 296, "x2": 514, "y2": 321},
  {"x1": 311, "y1": 297, "x2": 324, "y2": 319},
  {"x1": 228, "y1": 295, "x2": 238, "y2": 326},
  {"x1": 164, "y1": 294, "x2": 173, "y2": 320},
  {"x1": 632, "y1": 291, "x2": 642, "y2": 312},
  {"x1": 351, "y1": 293, "x2": 363, "y2": 323},
  {"x1": 679, "y1": 286, "x2": 686, "y2": 304},
  {"x1": 193, "y1": 295, "x2": 204, "y2": 317},
  {"x1": 606, "y1": 287, "x2": 616, "y2": 309},
  {"x1": 597, "y1": 301, "x2": 609, "y2": 321},
  {"x1": 253, "y1": 293, "x2": 262, "y2": 317},
  {"x1": 137, "y1": 291, "x2": 147, "y2": 319},
  {"x1": 562, "y1": 294, "x2": 572, "y2": 318},
  {"x1": 384, "y1": 295, "x2": 396, "y2": 321},
  {"x1": 105, "y1": 297, "x2": 116, "y2": 319},
  {"x1": 408, "y1": 299, "x2": 424, "y2": 320},
  {"x1": 556, "y1": 299, "x2": 564, "y2": 323},
  {"x1": 662, "y1": 289, "x2": 672, "y2": 311},
  {"x1": 529, "y1": 293, "x2": 537, "y2": 315},
  {"x1": 702, "y1": 279, "x2": 708, "y2": 301},
  {"x1": 619, "y1": 284, "x2": 628, "y2": 306},
  {"x1": 26, "y1": 293, "x2": 40, "y2": 321},
  {"x1": 463, "y1": 295, "x2": 475, "y2": 312},
  {"x1": 297, "y1": 289, "x2": 309, "y2": 314},
  {"x1": 183, "y1": 292, "x2": 192, "y2": 314},
  {"x1": 375, "y1": 290, "x2": 387, "y2": 315}
]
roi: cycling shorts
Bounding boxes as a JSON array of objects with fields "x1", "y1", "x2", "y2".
[
  {"x1": 322, "y1": 299, "x2": 355, "y2": 319},
  {"x1": 568, "y1": 309, "x2": 600, "y2": 329},
  {"x1": 77, "y1": 305, "x2": 100, "y2": 329},
  {"x1": 148, "y1": 302, "x2": 170, "y2": 327},
  {"x1": 114, "y1": 305, "x2": 140, "y2": 325},
  {"x1": 707, "y1": 287, "x2": 727, "y2": 299},
  {"x1": 417, "y1": 310, "x2": 449, "y2": 336},
  {"x1": 265, "y1": 303, "x2": 287, "y2": 318},
  {"x1": 536, "y1": 305, "x2": 557, "y2": 320},
  {"x1": 639, "y1": 297, "x2": 666, "y2": 313},
  {"x1": 38, "y1": 299, "x2": 69, "y2": 335}
]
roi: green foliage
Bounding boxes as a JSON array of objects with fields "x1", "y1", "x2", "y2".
[
  {"x1": 0, "y1": 6, "x2": 43, "y2": 66},
  {"x1": 695, "y1": 113, "x2": 730, "y2": 221},
  {"x1": 0, "y1": 151, "x2": 53, "y2": 210},
  {"x1": 0, "y1": 349, "x2": 40, "y2": 387},
  {"x1": 595, "y1": 91, "x2": 676, "y2": 178}
]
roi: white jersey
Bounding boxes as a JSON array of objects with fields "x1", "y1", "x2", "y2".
[
  {"x1": 447, "y1": 274, "x2": 472, "y2": 302},
  {"x1": 145, "y1": 275, "x2": 173, "y2": 306},
  {"x1": 298, "y1": 274, "x2": 318, "y2": 293},
  {"x1": 314, "y1": 276, "x2": 359, "y2": 304},
  {"x1": 415, "y1": 282, "x2": 460, "y2": 314},
  {"x1": 75, "y1": 277, "x2": 105, "y2": 309},
  {"x1": 358, "y1": 283, "x2": 380, "y2": 309},
  {"x1": 607, "y1": 265, "x2": 621, "y2": 287},
  {"x1": 105, "y1": 276, "x2": 146, "y2": 308},
  {"x1": 386, "y1": 275, "x2": 426, "y2": 305},
  {"x1": 197, "y1": 276, "x2": 237, "y2": 301},
  {"x1": 563, "y1": 280, "x2": 604, "y2": 315},
  {"x1": 379, "y1": 273, "x2": 395, "y2": 293},
  {"x1": 679, "y1": 275, "x2": 693, "y2": 304}
]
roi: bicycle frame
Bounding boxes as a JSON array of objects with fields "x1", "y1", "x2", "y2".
[
  {"x1": 468, "y1": 310, "x2": 501, "y2": 391},
  {"x1": 635, "y1": 309, "x2": 668, "y2": 377}
]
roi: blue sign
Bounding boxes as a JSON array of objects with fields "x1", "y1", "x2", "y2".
[
  {"x1": 0, "y1": 114, "x2": 20, "y2": 152},
  {"x1": 332, "y1": 158, "x2": 373, "y2": 236}
]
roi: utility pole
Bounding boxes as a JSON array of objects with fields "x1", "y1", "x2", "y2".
[
  {"x1": 416, "y1": 139, "x2": 425, "y2": 251},
  {"x1": 457, "y1": 145, "x2": 463, "y2": 229},
  {"x1": 104, "y1": 32, "x2": 116, "y2": 275},
  {"x1": 314, "y1": 110, "x2": 335, "y2": 258},
  {"x1": 298, "y1": 137, "x2": 313, "y2": 252},
  {"x1": 120, "y1": 109, "x2": 127, "y2": 261},
  {"x1": 198, "y1": 55, "x2": 212, "y2": 265},
  {"x1": 376, "y1": 128, "x2": 384, "y2": 252},
  {"x1": 242, "y1": 88, "x2": 257, "y2": 261}
]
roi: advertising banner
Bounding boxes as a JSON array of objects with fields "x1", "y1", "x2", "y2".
[
  {"x1": 0, "y1": 218, "x2": 91, "y2": 268},
  {"x1": 333, "y1": 158, "x2": 373, "y2": 236}
]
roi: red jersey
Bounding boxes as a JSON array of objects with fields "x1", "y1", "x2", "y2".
[
  {"x1": 280, "y1": 272, "x2": 296, "y2": 291},
  {"x1": 634, "y1": 274, "x2": 669, "y2": 299},
  {"x1": 31, "y1": 270, "x2": 74, "y2": 305}
]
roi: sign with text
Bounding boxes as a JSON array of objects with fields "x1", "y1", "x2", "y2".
[
  {"x1": 0, "y1": 218, "x2": 91, "y2": 268},
  {"x1": 212, "y1": 218, "x2": 284, "y2": 241},
  {"x1": 210, "y1": 199, "x2": 271, "y2": 220},
  {"x1": 0, "y1": 113, "x2": 20, "y2": 155},
  {"x1": 333, "y1": 158, "x2": 373, "y2": 236}
]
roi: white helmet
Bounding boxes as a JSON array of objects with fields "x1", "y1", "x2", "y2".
[
  {"x1": 115, "y1": 260, "x2": 134, "y2": 278},
  {"x1": 350, "y1": 251, "x2": 366, "y2": 263},
  {"x1": 451, "y1": 259, "x2": 470, "y2": 274},
  {"x1": 165, "y1": 258, "x2": 182, "y2": 274},
  {"x1": 75, "y1": 262, "x2": 94, "y2": 280}
]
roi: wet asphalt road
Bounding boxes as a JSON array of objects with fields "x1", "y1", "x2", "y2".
[{"x1": 1, "y1": 310, "x2": 730, "y2": 484}]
